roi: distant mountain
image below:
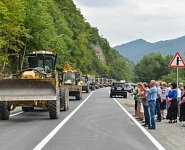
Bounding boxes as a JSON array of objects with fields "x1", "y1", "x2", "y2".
[{"x1": 114, "y1": 36, "x2": 185, "y2": 63}]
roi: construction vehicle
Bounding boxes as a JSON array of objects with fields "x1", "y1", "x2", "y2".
[
  {"x1": 88, "y1": 75, "x2": 96, "y2": 90},
  {"x1": 60, "y1": 64, "x2": 82, "y2": 100},
  {"x1": 108, "y1": 79, "x2": 114, "y2": 86},
  {"x1": 95, "y1": 78, "x2": 101, "y2": 89},
  {"x1": 79, "y1": 74, "x2": 90, "y2": 93},
  {"x1": 0, "y1": 51, "x2": 69, "y2": 120},
  {"x1": 99, "y1": 78, "x2": 104, "y2": 88},
  {"x1": 103, "y1": 78, "x2": 109, "y2": 87}
]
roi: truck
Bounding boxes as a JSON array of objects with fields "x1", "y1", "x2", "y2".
[
  {"x1": 108, "y1": 79, "x2": 114, "y2": 86},
  {"x1": 99, "y1": 78, "x2": 104, "y2": 88},
  {"x1": 95, "y1": 78, "x2": 101, "y2": 89},
  {"x1": 0, "y1": 51, "x2": 69, "y2": 120},
  {"x1": 88, "y1": 75, "x2": 96, "y2": 90},
  {"x1": 103, "y1": 78, "x2": 109, "y2": 87}
]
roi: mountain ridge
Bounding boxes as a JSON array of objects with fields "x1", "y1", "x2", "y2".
[{"x1": 114, "y1": 36, "x2": 185, "y2": 62}]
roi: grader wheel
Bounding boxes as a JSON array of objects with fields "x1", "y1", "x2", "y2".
[
  {"x1": 48, "y1": 100, "x2": 60, "y2": 119},
  {"x1": 60, "y1": 88, "x2": 69, "y2": 111},
  {"x1": 0, "y1": 101, "x2": 10, "y2": 120},
  {"x1": 76, "y1": 90, "x2": 82, "y2": 100}
]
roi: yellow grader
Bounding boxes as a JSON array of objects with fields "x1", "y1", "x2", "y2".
[
  {"x1": 0, "y1": 51, "x2": 69, "y2": 120},
  {"x1": 60, "y1": 64, "x2": 82, "y2": 100}
]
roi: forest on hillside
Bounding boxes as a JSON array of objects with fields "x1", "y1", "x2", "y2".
[{"x1": 0, "y1": 0, "x2": 132, "y2": 81}]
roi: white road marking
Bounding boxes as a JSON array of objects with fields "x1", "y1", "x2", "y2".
[
  {"x1": 10, "y1": 111, "x2": 23, "y2": 117},
  {"x1": 113, "y1": 98, "x2": 166, "y2": 150},
  {"x1": 33, "y1": 91, "x2": 94, "y2": 150}
]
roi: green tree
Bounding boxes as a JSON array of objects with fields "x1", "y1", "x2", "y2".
[
  {"x1": 0, "y1": 0, "x2": 133, "y2": 81},
  {"x1": 134, "y1": 52, "x2": 171, "y2": 82},
  {"x1": 0, "y1": 0, "x2": 29, "y2": 75}
]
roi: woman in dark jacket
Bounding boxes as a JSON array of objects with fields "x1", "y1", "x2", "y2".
[{"x1": 166, "y1": 83, "x2": 178, "y2": 123}]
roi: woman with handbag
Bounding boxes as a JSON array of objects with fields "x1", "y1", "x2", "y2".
[{"x1": 166, "y1": 83, "x2": 178, "y2": 123}]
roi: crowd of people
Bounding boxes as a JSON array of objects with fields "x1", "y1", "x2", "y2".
[{"x1": 132, "y1": 80, "x2": 185, "y2": 130}]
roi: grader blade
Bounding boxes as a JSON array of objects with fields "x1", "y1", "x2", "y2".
[{"x1": 0, "y1": 79, "x2": 57, "y2": 101}]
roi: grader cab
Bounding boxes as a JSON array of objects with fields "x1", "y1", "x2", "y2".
[{"x1": 0, "y1": 51, "x2": 69, "y2": 120}]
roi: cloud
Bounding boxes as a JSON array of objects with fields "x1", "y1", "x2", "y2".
[
  {"x1": 74, "y1": 0, "x2": 185, "y2": 46},
  {"x1": 74, "y1": 0, "x2": 122, "y2": 7}
]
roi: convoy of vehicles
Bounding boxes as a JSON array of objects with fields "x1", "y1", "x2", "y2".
[{"x1": 0, "y1": 50, "x2": 134, "y2": 120}]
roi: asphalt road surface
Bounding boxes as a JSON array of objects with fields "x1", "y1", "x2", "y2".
[{"x1": 0, "y1": 88, "x2": 163, "y2": 150}]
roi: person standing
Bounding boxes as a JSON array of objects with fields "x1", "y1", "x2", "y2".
[
  {"x1": 166, "y1": 83, "x2": 178, "y2": 123},
  {"x1": 177, "y1": 84, "x2": 182, "y2": 117},
  {"x1": 142, "y1": 83, "x2": 150, "y2": 127},
  {"x1": 166, "y1": 83, "x2": 172, "y2": 110},
  {"x1": 179, "y1": 83, "x2": 184, "y2": 91},
  {"x1": 133, "y1": 87, "x2": 139, "y2": 117},
  {"x1": 142, "y1": 80, "x2": 157, "y2": 129},
  {"x1": 161, "y1": 82, "x2": 168, "y2": 119},
  {"x1": 179, "y1": 86, "x2": 185, "y2": 127},
  {"x1": 156, "y1": 82, "x2": 162, "y2": 122},
  {"x1": 180, "y1": 85, "x2": 184, "y2": 96},
  {"x1": 137, "y1": 83, "x2": 145, "y2": 121}
]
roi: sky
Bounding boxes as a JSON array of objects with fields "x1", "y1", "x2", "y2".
[{"x1": 73, "y1": 0, "x2": 185, "y2": 47}]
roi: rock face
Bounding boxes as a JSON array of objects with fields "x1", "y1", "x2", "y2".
[{"x1": 90, "y1": 43, "x2": 106, "y2": 64}]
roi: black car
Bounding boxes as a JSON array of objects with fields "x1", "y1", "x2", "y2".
[{"x1": 110, "y1": 82, "x2": 127, "y2": 98}]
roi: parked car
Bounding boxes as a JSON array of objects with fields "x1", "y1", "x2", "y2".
[
  {"x1": 125, "y1": 83, "x2": 134, "y2": 93},
  {"x1": 130, "y1": 83, "x2": 137, "y2": 90},
  {"x1": 110, "y1": 82, "x2": 127, "y2": 98}
]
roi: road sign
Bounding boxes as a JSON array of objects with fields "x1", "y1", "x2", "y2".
[{"x1": 169, "y1": 52, "x2": 185, "y2": 68}]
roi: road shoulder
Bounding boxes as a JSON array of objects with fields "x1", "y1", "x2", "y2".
[{"x1": 116, "y1": 94, "x2": 185, "y2": 150}]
